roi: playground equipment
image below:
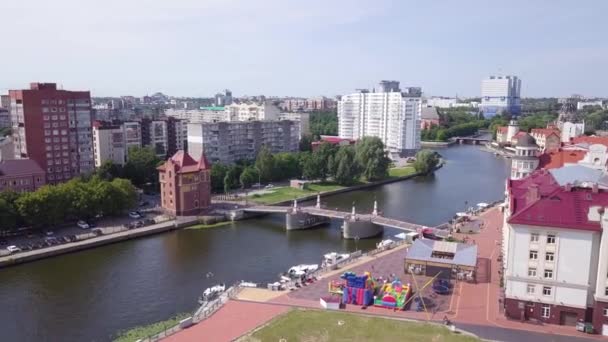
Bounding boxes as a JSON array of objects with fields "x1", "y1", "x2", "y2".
[
  {"x1": 432, "y1": 278, "x2": 451, "y2": 295},
  {"x1": 339, "y1": 271, "x2": 376, "y2": 306},
  {"x1": 373, "y1": 279, "x2": 412, "y2": 310}
]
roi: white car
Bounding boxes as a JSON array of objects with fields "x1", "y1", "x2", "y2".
[
  {"x1": 265, "y1": 184, "x2": 274, "y2": 189},
  {"x1": 6, "y1": 245, "x2": 21, "y2": 253},
  {"x1": 77, "y1": 220, "x2": 90, "y2": 229},
  {"x1": 129, "y1": 211, "x2": 142, "y2": 219}
]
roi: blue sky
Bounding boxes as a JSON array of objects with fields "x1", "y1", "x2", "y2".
[{"x1": 1, "y1": 0, "x2": 607, "y2": 98}]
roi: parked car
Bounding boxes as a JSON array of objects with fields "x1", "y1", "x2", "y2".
[
  {"x1": 265, "y1": 184, "x2": 274, "y2": 189},
  {"x1": 6, "y1": 245, "x2": 21, "y2": 253},
  {"x1": 129, "y1": 211, "x2": 142, "y2": 219},
  {"x1": 77, "y1": 220, "x2": 90, "y2": 229},
  {"x1": 44, "y1": 230, "x2": 54, "y2": 236}
]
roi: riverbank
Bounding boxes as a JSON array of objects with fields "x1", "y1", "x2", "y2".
[
  {"x1": 0, "y1": 218, "x2": 197, "y2": 268},
  {"x1": 421, "y1": 140, "x2": 456, "y2": 148}
]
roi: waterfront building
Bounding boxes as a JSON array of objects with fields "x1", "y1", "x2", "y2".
[
  {"x1": 420, "y1": 107, "x2": 440, "y2": 130},
  {"x1": 0, "y1": 159, "x2": 46, "y2": 192},
  {"x1": 338, "y1": 80, "x2": 421, "y2": 156},
  {"x1": 9, "y1": 82, "x2": 94, "y2": 184},
  {"x1": 480, "y1": 75, "x2": 521, "y2": 117},
  {"x1": 530, "y1": 128, "x2": 561, "y2": 152},
  {"x1": 157, "y1": 150, "x2": 211, "y2": 216},
  {"x1": 311, "y1": 135, "x2": 356, "y2": 151},
  {"x1": 187, "y1": 120, "x2": 299, "y2": 164},
  {"x1": 496, "y1": 120, "x2": 521, "y2": 146},
  {"x1": 502, "y1": 167, "x2": 608, "y2": 332},
  {"x1": 510, "y1": 133, "x2": 539, "y2": 180},
  {"x1": 225, "y1": 101, "x2": 280, "y2": 121}
]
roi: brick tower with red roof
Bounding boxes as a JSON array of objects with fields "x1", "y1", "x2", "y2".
[{"x1": 157, "y1": 150, "x2": 211, "y2": 216}]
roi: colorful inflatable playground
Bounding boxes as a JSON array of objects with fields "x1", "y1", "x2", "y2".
[{"x1": 328, "y1": 271, "x2": 413, "y2": 310}]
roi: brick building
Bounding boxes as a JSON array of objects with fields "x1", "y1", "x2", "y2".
[
  {"x1": 157, "y1": 151, "x2": 211, "y2": 216},
  {"x1": 0, "y1": 159, "x2": 46, "y2": 192},
  {"x1": 9, "y1": 83, "x2": 94, "y2": 183}
]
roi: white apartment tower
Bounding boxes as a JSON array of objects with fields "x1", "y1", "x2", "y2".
[
  {"x1": 338, "y1": 81, "x2": 421, "y2": 156},
  {"x1": 480, "y1": 75, "x2": 522, "y2": 117}
]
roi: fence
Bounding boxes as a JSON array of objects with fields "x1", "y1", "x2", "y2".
[{"x1": 136, "y1": 283, "x2": 242, "y2": 342}]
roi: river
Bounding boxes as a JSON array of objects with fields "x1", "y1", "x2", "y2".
[{"x1": 0, "y1": 144, "x2": 510, "y2": 341}]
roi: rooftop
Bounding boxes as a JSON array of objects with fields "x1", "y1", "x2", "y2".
[
  {"x1": 421, "y1": 107, "x2": 440, "y2": 120},
  {"x1": 405, "y1": 239, "x2": 477, "y2": 267},
  {"x1": 538, "y1": 149, "x2": 586, "y2": 169},
  {"x1": 158, "y1": 150, "x2": 210, "y2": 173},
  {"x1": 0, "y1": 159, "x2": 45, "y2": 177},
  {"x1": 200, "y1": 106, "x2": 225, "y2": 111},
  {"x1": 530, "y1": 128, "x2": 560, "y2": 137},
  {"x1": 571, "y1": 136, "x2": 608, "y2": 147}
]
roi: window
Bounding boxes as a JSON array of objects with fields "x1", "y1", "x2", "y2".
[
  {"x1": 604, "y1": 308, "x2": 608, "y2": 317},
  {"x1": 541, "y1": 305, "x2": 550, "y2": 318},
  {"x1": 529, "y1": 251, "x2": 538, "y2": 260},
  {"x1": 605, "y1": 287, "x2": 608, "y2": 296},
  {"x1": 526, "y1": 284, "x2": 535, "y2": 294},
  {"x1": 543, "y1": 286, "x2": 552, "y2": 296},
  {"x1": 547, "y1": 235, "x2": 556, "y2": 244},
  {"x1": 545, "y1": 252, "x2": 554, "y2": 262},
  {"x1": 544, "y1": 269, "x2": 553, "y2": 279},
  {"x1": 528, "y1": 268, "x2": 537, "y2": 277},
  {"x1": 530, "y1": 233, "x2": 539, "y2": 242}
]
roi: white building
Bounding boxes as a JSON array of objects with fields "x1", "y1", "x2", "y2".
[
  {"x1": 480, "y1": 75, "x2": 521, "y2": 117},
  {"x1": 510, "y1": 133, "x2": 539, "y2": 180},
  {"x1": 279, "y1": 112, "x2": 310, "y2": 138},
  {"x1": 92, "y1": 121, "x2": 142, "y2": 167},
  {"x1": 502, "y1": 167, "x2": 608, "y2": 332},
  {"x1": 425, "y1": 97, "x2": 458, "y2": 108},
  {"x1": 225, "y1": 101, "x2": 280, "y2": 121},
  {"x1": 164, "y1": 107, "x2": 227, "y2": 123},
  {"x1": 559, "y1": 121, "x2": 585, "y2": 143},
  {"x1": 338, "y1": 81, "x2": 421, "y2": 156},
  {"x1": 577, "y1": 100, "x2": 604, "y2": 111},
  {"x1": 146, "y1": 120, "x2": 169, "y2": 157}
]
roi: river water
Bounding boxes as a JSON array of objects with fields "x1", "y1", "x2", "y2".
[{"x1": 0, "y1": 144, "x2": 510, "y2": 341}]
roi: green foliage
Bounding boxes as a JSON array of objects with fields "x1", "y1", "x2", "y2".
[
  {"x1": 310, "y1": 111, "x2": 338, "y2": 138},
  {"x1": 239, "y1": 166, "x2": 259, "y2": 189},
  {"x1": 332, "y1": 145, "x2": 360, "y2": 185},
  {"x1": 413, "y1": 150, "x2": 440, "y2": 175},
  {"x1": 274, "y1": 152, "x2": 301, "y2": 180},
  {"x1": 0, "y1": 127, "x2": 12, "y2": 137},
  {"x1": 254, "y1": 146, "x2": 275, "y2": 183},
  {"x1": 223, "y1": 164, "x2": 243, "y2": 193},
  {"x1": 6, "y1": 177, "x2": 137, "y2": 232},
  {"x1": 583, "y1": 109, "x2": 608, "y2": 134},
  {"x1": 113, "y1": 313, "x2": 190, "y2": 342},
  {"x1": 299, "y1": 134, "x2": 313, "y2": 152},
  {"x1": 122, "y1": 146, "x2": 161, "y2": 187},
  {"x1": 96, "y1": 161, "x2": 123, "y2": 181},
  {"x1": 517, "y1": 112, "x2": 558, "y2": 132},
  {"x1": 355, "y1": 137, "x2": 390, "y2": 181},
  {"x1": 210, "y1": 163, "x2": 229, "y2": 192}
]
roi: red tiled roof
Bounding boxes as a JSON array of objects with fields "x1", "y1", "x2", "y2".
[
  {"x1": 538, "y1": 149, "x2": 586, "y2": 169},
  {"x1": 507, "y1": 171, "x2": 607, "y2": 232},
  {"x1": 530, "y1": 128, "x2": 560, "y2": 138},
  {"x1": 157, "y1": 151, "x2": 210, "y2": 173},
  {"x1": 512, "y1": 131, "x2": 526, "y2": 139},
  {"x1": 319, "y1": 136, "x2": 356, "y2": 144},
  {"x1": 0, "y1": 159, "x2": 45, "y2": 177},
  {"x1": 571, "y1": 136, "x2": 608, "y2": 147},
  {"x1": 496, "y1": 126, "x2": 507, "y2": 134}
]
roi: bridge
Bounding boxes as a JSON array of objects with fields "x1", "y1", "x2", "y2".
[
  {"x1": 239, "y1": 195, "x2": 428, "y2": 239},
  {"x1": 453, "y1": 136, "x2": 491, "y2": 145}
]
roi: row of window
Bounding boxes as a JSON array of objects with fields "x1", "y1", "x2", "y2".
[
  {"x1": 43, "y1": 115, "x2": 67, "y2": 121},
  {"x1": 42, "y1": 107, "x2": 66, "y2": 113},
  {"x1": 530, "y1": 233, "x2": 556, "y2": 244},
  {"x1": 45, "y1": 137, "x2": 69, "y2": 143},
  {"x1": 527, "y1": 267, "x2": 553, "y2": 278},
  {"x1": 44, "y1": 129, "x2": 68, "y2": 136},
  {"x1": 529, "y1": 251, "x2": 554, "y2": 261},
  {"x1": 526, "y1": 284, "x2": 553, "y2": 296}
]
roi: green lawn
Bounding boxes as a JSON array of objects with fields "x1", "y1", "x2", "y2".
[
  {"x1": 113, "y1": 313, "x2": 189, "y2": 342},
  {"x1": 243, "y1": 309, "x2": 478, "y2": 342},
  {"x1": 249, "y1": 183, "x2": 345, "y2": 205},
  {"x1": 389, "y1": 166, "x2": 417, "y2": 178}
]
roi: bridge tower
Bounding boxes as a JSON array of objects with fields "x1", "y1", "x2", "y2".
[
  {"x1": 316, "y1": 194, "x2": 321, "y2": 209},
  {"x1": 372, "y1": 200, "x2": 379, "y2": 216}
]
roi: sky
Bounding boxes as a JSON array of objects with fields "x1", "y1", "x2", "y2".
[{"x1": 1, "y1": 0, "x2": 607, "y2": 98}]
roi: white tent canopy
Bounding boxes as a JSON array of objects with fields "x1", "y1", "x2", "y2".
[{"x1": 476, "y1": 202, "x2": 489, "y2": 208}]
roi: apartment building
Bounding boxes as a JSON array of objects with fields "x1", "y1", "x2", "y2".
[
  {"x1": 280, "y1": 97, "x2": 336, "y2": 112},
  {"x1": 225, "y1": 101, "x2": 280, "y2": 121},
  {"x1": 166, "y1": 117, "x2": 188, "y2": 156},
  {"x1": 9, "y1": 83, "x2": 94, "y2": 184},
  {"x1": 278, "y1": 112, "x2": 310, "y2": 138},
  {"x1": 480, "y1": 75, "x2": 521, "y2": 117},
  {"x1": 502, "y1": 167, "x2": 608, "y2": 333},
  {"x1": 338, "y1": 81, "x2": 421, "y2": 156},
  {"x1": 164, "y1": 107, "x2": 227, "y2": 123},
  {"x1": 92, "y1": 121, "x2": 142, "y2": 167},
  {"x1": 187, "y1": 120, "x2": 299, "y2": 164},
  {"x1": 141, "y1": 118, "x2": 168, "y2": 157}
]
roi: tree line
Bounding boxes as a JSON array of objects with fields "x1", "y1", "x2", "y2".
[
  {"x1": 96, "y1": 146, "x2": 162, "y2": 190},
  {"x1": 0, "y1": 176, "x2": 138, "y2": 232},
  {"x1": 209, "y1": 136, "x2": 391, "y2": 193}
]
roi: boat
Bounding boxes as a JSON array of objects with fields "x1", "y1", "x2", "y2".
[
  {"x1": 198, "y1": 283, "x2": 225, "y2": 304},
  {"x1": 287, "y1": 264, "x2": 319, "y2": 278},
  {"x1": 322, "y1": 252, "x2": 350, "y2": 267},
  {"x1": 376, "y1": 239, "x2": 395, "y2": 249},
  {"x1": 240, "y1": 282, "x2": 258, "y2": 288}
]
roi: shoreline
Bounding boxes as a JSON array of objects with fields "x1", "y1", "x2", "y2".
[{"x1": 0, "y1": 165, "x2": 442, "y2": 269}]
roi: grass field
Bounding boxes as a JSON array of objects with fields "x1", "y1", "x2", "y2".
[
  {"x1": 113, "y1": 313, "x2": 189, "y2": 342},
  {"x1": 388, "y1": 166, "x2": 417, "y2": 178},
  {"x1": 242, "y1": 309, "x2": 478, "y2": 342},
  {"x1": 249, "y1": 183, "x2": 345, "y2": 205}
]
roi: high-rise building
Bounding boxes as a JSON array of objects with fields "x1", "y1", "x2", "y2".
[
  {"x1": 480, "y1": 75, "x2": 521, "y2": 117},
  {"x1": 0, "y1": 95, "x2": 10, "y2": 110},
  {"x1": 9, "y1": 83, "x2": 94, "y2": 183},
  {"x1": 214, "y1": 89, "x2": 233, "y2": 107},
  {"x1": 225, "y1": 101, "x2": 280, "y2": 121},
  {"x1": 166, "y1": 117, "x2": 188, "y2": 156},
  {"x1": 92, "y1": 121, "x2": 142, "y2": 167},
  {"x1": 338, "y1": 81, "x2": 421, "y2": 156},
  {"x1": 141, "y1": 118, "x2": 168, "y2": 157},
  {"x1": 187, "y1": 120, "x2": 300, "y2": 164}
]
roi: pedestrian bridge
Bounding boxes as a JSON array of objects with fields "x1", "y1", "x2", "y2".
[{"x1": 239, "y1": 196, "x2": 427, "y2": 239}]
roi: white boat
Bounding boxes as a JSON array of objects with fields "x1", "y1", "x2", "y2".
[
  {"x1": 376, "y1": 239, "x2": 395, "y2": 249},
  {"x1": 287, "y1": 264, "x2": 319, "y2": 278},
  {"x1": 198, "y1": 283, "x2": 225, "y2": 304},
  {"x1": 322, "y1": 252, "x2": 350, "y2": 267}
]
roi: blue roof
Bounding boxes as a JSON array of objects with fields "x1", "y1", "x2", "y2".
[{"x1": 549, "y1": 165, "x2": 608, "y2": 187}]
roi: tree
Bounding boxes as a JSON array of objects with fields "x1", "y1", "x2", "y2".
[
  {"x1": 239, "y1": 166, "x2": 259, "y2": 188},
  {"x1": 310, "y1": 111, "x2": 338, "y2": 138},
  {"x1": 0, "y1": 191, "x2": 22, "y2": 231},
  {"x1": 355, "y1": 137, "x2": 390, "y2": 181},
  {"x1": 301, "y1": 152, "x2": 324, "y2": 180},
  {"x1": 413, "y1": 149, "x2": 440, "y2": 175},
  {"x1": 274, "y1": 152, "x2": 301, "y2": 180},
  {"x1": 315, "y1": 142, "x2": 338, "y2": 180},
  {"x1": 210, "y1": 163, "x2": 229, "y2": 192},
  {"x1": 223, "y1": 165, "x2": 243, "y2": 193},
  {"x1": 299, "y1": 135, "x2": 313, "y2": 152},
  {"x1": 332, "y1": 146, "x2": 360, "y2": 185},
  {"x1": 96, "y1": 160, "x2": 123, "y2": 180},
  {"x1": 123, "y1": 146, "x2": 161, "y2": 187},
  {"x1": 254, "y1": 146, "x2": 275, "y2": 183}
]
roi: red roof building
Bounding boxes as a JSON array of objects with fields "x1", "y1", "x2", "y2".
[
  {"x1": 571, "y1": 136, "x2": 608, "y2": 147},
  {"x1": 157, "y1": 151, "x2": 211, "y2": 216},
  {"x1": 311, "y1": 136, "x2": 356, "y2": 151},
  {"x1": 538, "y1": 149, "x2": 586, "y2": 169},
  {"x1": 530, "y1": 128, "x2": 561, "y2": 151}
]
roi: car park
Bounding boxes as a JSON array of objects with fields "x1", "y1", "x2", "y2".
[{"x1": 77, "y1": 220, "x2": 90, "y2": 229}]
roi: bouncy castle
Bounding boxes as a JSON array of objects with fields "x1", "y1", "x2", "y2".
[
  {"x1": 340, "y1": 271, "x2": 375, "y2": 306},
  {"x1": 373, "y1": 279, "x2": 412, "y2": 310}
]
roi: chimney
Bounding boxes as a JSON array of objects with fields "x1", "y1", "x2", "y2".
[
  {"x1": 526, "y1": 184, "x2": 540, "y2": 205},
  {"x1": 593, "y1": 183, "x2": 599, "y2": 193},
  {"x1": 565, "y1": 183, "x2": 572, "y2": 192}
]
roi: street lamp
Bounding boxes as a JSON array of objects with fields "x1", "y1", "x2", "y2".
[{"x1": 355, "y1": 235, "x2": 360, "y2": 252}]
